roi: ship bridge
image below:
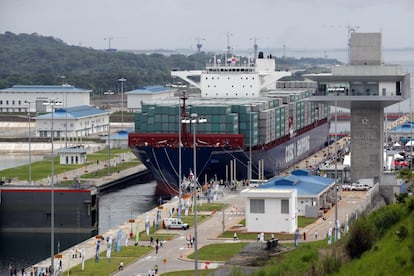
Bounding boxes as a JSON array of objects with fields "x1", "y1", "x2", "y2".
[
  {"x1": 171, "y1": 53, "x2": 291, "y2": 98},
  {"x1": 305, "y1": 32, "x2": 410, "y2": 184}
]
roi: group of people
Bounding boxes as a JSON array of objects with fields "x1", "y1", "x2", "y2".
[
  {"x1": 9, "y1": 265, "x2": 54, "y2": 276},
  {"x1": 147, "y1": 264, "x2": 158, "y2": 275},
  {"x1": 186, "y1": 234, "x2": 195, "y2": 248},
  {"x1": 149, "y1": 236, "x2": 163, "y2": 254}
]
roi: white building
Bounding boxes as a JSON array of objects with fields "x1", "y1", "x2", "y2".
[
  {"x1": 126, "y1": 85, "x2": 176, "y2": 111},
  {"x1": 35, "y1": 105, "x2": 110, "y2": 138},
  {"x1": 57, "y1": 145, "x2": 87, "y2": 165},
  {"x1": 0, "y1": 84, "x2": 91, "y2": 113},
  {"x1": 241, "y1": 169, "x2": 336, "y2": 233},
  {"x1": 241, "y1": 188, "x2": 297, "y2": 233}
]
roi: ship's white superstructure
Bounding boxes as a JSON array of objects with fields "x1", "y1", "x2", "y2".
[{"x1": 171, "y1": 52, "x2": 291, "y2": 98}]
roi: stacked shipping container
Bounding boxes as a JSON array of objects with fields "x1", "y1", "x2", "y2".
[{"x1": 134, "y1": 91, "x2": 329, "y2": 148}]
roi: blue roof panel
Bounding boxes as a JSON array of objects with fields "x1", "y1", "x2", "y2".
[
  {"x1": 389, "y1": 122, "x2": 414, "y2": 133},
  {"x1": 127, "y1": 85, "x2": 175, "y2": 94},
  {"x1": 260, "y1": 169, "x2": 334, "y2": 196},
  {"x1": 35, "y1": 105, "x2": 109, "y2": 119}
]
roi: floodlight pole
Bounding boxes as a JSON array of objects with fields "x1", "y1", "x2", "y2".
[
  {"x1": 104, "y1": 90, "x2": 114, "y2": 176},
  {"x1": 118, "y1": 77, "x2": 126, "y2": 128},
  {"x1": 43, "y1": 99, "x2": 62, "y2": 274}
]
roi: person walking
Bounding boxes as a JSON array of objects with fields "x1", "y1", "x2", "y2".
[
  {"x1": 119, "y1": 261, "x2": 124, "y2": 270},
  {"x1": 233, "y1": 232, "x2": 238, "y2": 241},
  {"x1": 314, "y1": 230, "x2": 318, "y2": 240}
]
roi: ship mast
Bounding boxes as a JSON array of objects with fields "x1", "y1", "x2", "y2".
[{"x1": 180, "y1": 91, "x2": 189, "y2": 135}]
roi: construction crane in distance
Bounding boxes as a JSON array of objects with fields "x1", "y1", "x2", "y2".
[
  {"x1": 196, "y1": 37, "x2": 205, "y2": 52},
  {"x1": 104, "y1": 36, "x2": 116, "y2": 52},
  {"x1": 249, "y1": 37, "x2": 259, "y2": 61}
]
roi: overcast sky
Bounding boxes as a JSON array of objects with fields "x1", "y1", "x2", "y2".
[{"x1": 1, "y1": 0, "x2": 413, "y2": 53}]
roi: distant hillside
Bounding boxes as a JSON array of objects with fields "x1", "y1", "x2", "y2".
[{"x1": 0, "y1": 32, "x2": 340, "y2": 93}]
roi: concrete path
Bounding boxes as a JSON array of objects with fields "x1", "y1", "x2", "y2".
[{"x1": 28, "y1": 137, "x2": 363, "y2": 275}]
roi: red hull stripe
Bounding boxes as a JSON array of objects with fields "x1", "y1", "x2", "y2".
[{"x1": 0, "y1": 189, "x2": 90, "y2": 193}]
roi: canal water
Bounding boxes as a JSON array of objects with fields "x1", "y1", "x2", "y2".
[{"x1": 0, "y1": 180, "x2": 158, "y2": 275}]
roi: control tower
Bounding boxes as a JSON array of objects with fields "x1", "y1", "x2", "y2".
[{"x1": 306, "y1": 32, "x2": 410, "y2": 183}]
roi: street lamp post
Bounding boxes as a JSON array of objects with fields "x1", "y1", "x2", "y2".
[
  {"x1": 43, "y1": 99, "x2": 62, "y2": 273},
  {"x1": 104, "y1": 90, "x2": 114, "y2": 176},
  {"x1": 190, "y1": 113, "x2": 206, "y2": 275},
  {"x1": 25, "y1": 101, "x2": 34, "y2": 185},
  {"x1": 249, "y1": 105, "x2": 253, "y2": 184},
  {"x1": 118, "y1": 77, "x2": 126, "y2": 128},
  {"x1": 178, "y1": 94, "x2": 183, "y2": 221},
  {"x1": 334, "y1": 95, "x2": 339, "y2": 242}
]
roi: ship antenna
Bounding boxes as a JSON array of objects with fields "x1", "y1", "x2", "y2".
[{"x1": 181, "y1": 91, "x2": 188, "y2": 134}]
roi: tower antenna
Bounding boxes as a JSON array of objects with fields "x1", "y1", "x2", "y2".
[
  {"x1": 249, "y1": 37, "x2": 259, "y2": 60},
  {"x1": 347, "y1": 25, "x2": 359, "y2": 63},
  {"x1": 226, "y1": 32, "x2": 233, "y2": 55}
]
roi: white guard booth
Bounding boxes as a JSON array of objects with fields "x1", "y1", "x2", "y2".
[{"x1": 241, "y1": 188, "x2": 297, "y2": 233}]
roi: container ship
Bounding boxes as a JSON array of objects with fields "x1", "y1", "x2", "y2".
[{"x1": 129, "y1": 52, "x2": 330, "y2": 195}]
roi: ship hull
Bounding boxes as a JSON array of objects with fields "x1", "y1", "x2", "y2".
[{"x1": 130, "y1": 122, "x2": 329, "y2": 196}]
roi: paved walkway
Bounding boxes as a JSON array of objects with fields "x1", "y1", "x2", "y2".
[{"x1": 28, "y1": 137, "x2": 363, "y2": 275}]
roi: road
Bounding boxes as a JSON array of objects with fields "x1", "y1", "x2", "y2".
[
  {"x1": 115, "y1": 190, "x2": 246, "y2": 275},
  {"x1": 114, "y1": 188, "x2": 366, "y2": 276}
]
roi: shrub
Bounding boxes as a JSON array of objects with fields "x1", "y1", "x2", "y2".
[
  {"x1": 395, "y1": 255, "x2": 407, "y2": 267},
  {"x1": 396, "y1": 225, "x2": 408, "y2": 241},
  {"x1": 371, "y1": 205, "x2": 404, "y2": 237},
  {"x1": 301, "y1": 250, "x2": 318, "y2": 263},
  {"x1": 320, "y1": 255, "x2": 342, "y2": 274},
  {"x1": 346, "y1": 217, "x2": 376, "y2": 259},
  {"x1": 407, "y1": 197, "x2": 414, "y2": 212},
  {"x1": 395, "y1": 192, "x2": 408, "y2": 204}
]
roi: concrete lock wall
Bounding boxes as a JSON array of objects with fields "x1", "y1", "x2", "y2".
[{"x1": 351, "y1": 106, "x2": 384, "y2": 183}]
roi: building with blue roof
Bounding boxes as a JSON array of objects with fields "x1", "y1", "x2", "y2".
[
  {"x1": 0, "y1": 84, "x2": 91, "y2": 113},
  {"x1": 102, "y1": 129, "x2": 132, "y2": 149},
  {"x1": 388, "y1": 121, "x2": 414, "y2": 145},
  {"x1": 35, "y1": 105, "x2": 110, "y2": 138},
  {"x1": 126, "y1": 85, "x2": 176, "y2": 111},
  {"x1": 241, "y1": 169, "x2": 335, "y2": 233}
]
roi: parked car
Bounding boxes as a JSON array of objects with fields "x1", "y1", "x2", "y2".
[
  {"x1": 350, "y1": 183, "x2": 369, "y2": 191},
  {"x1": 163, "y1": 218, "x2": 189, "y2": 230},
  {"x1": 394, "y1": 159, "x2": 409, "y2": 169},
  {"x1": 342, "y1": 184, "x2": 352, "y2": 191}
]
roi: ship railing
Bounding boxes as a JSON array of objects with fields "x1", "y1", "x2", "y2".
[
  {"x1": 314, "y1": 89, "x2": 403, "y2": 97},
  {"x1": 206, "y1": 63, "x2": 255, "y2": 70}
]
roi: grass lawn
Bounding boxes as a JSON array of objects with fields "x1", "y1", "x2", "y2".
[
  {"x1": 81, "y1": 160, "x2": 140, "y2": 179},
  {"x1": 0, "y1": 148, "x2": 136, "y2": 182},
  {"x1": 298, "y1": 216, "x2": 318, "y2": 228},
  {"x1": 0, "y1": 156, "x2": 84, "y2": 181},
  {"x1": 65, "y1": 245, "x2": 152, "y2": 276},
  {"x1": 337, "y1": 213, "x2": 414, "y2": 275},
  {"x1": 187, "y1": 242, "x2": 250, "y2": 261},
  {"x1": 197, "y1": 203, "x2": 229, "y2": 212},
  {"x1": 255, "y1": 241, "x2": 323, "y2": 275}
]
